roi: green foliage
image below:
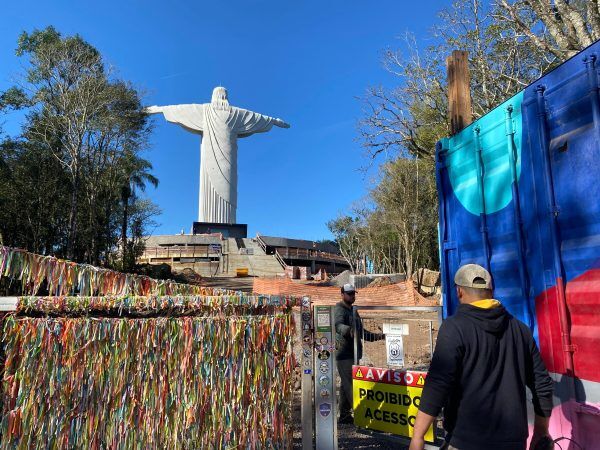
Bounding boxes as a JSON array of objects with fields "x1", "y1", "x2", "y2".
[
  {"x1": 327, "y1": 215, "x2": 363, "y2": 273},
  {"x1": 360, "y1": 1, "x2": 559, "y2": 162},
  {"x1": 0, "y1": 27, "x2": 159, "y2": 268},
  {"x1": 0, "y1": 138, "x2": 70, "y2": 254},
  {"x1": 372, "y1": 158, "x2": 438, "y2": 274},
  {"x1": 329, "y1": 158, "x2": 437, "y2": 276},
  {"x1": 0, "y1": 87, "x2": 30, "y2": 110}
]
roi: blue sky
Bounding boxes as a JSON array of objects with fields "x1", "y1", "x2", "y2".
[{"x1": 1, "y1": 1, "x2": 446, "y2": 241}]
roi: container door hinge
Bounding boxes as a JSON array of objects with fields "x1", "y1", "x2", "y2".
[{"x1": 443, "y1": 241, "x2": 457, "y2": 251}]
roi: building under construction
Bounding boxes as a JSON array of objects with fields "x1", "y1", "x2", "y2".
[{"x1": 138, "y1": 233, "x2": 349, "y2": 278}]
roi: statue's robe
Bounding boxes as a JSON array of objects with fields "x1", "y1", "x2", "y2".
[{"x1": 161, "y1": 103, "x2": 278, "y2": 223}]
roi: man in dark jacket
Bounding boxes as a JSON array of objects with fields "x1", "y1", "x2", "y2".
[
  {"x1": 334, "y1": 283, "x2": 384, "y2": 424},
  {"x1": 409, "y1": 264, "x2": 554, "y2": 450}
]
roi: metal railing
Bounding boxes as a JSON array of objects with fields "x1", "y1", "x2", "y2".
[
  {"x1": 140, "y1": 246, "x2": 220, "y2": 260},
  {"x1": 256, "y1": 235, "x2": 286, "y2": 269},
  {"x1": 275, "y1": 248, "x2": 346, "y2": 263}
]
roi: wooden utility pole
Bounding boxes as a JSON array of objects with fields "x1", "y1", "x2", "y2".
[{"x1": 446, "y1": 50, "x2": 472, "y2": 135}]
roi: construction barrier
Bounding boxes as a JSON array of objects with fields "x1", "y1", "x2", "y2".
[
  {"x1": 352, "y1": 365, "x2": 432, "y2": 441},
  {"x1": 253, "y1": 277, "x2": 438, "y2": 307},
  {"x1": 351, "y1": 305, "x2": 444, "y2": 448}
]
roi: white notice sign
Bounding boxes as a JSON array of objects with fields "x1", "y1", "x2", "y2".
[
  {"x1": 383, "y1": 323, "x2": 409, "y2": 335},
  {"x1": 385, "y1": 334, "x2": 405, "y2": 366}
]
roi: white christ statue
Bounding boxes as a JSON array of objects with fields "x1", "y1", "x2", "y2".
[{"x1": 146, "y1": 87, "x2": 290, "y2": 224}]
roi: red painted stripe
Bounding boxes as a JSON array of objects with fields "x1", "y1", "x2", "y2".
[{"x1": 535, "y1": 269, "x2": 600, "y2": 383}]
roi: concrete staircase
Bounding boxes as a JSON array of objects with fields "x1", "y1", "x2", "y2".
[
  {"x1": 221, "y1": 238, "x2": 284, "y2": 277},
  {"x1": 165, "y1": 238, "x2": 284, "y2": 278},
  {"x1": 241, "y1": 238, "x2": 266, "y2": 255}
]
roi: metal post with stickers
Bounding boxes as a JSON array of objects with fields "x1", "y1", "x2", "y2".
[
  {"x1": 301, "y1": 296, "x2": 315, "y2": 450},
  {"x1": 300, "y1": 297, "x2": 338, "y2": 450},
  {"x1": 313, "y1": 305, "x2": 338, "y2": 449}
]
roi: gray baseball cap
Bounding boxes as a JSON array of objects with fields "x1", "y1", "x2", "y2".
[
  {"x1": 454, "y1": 264, "x2": 493, "y2": 289},
  {"x1": 341, "y1": 283, "x2": 356, "y2": 293}
]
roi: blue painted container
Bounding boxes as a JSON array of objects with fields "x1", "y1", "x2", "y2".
[{"x1": 436, "y1": 41, "x2": 600, "y2": 447}]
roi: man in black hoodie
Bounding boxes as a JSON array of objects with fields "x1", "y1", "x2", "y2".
[{"x1": 409, "y1": 264, "x2": 554, "y2": 450}]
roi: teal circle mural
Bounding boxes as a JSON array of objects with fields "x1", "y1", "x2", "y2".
[{"x1": 445, "y1": 92, "x2": 524, "y2": 216}]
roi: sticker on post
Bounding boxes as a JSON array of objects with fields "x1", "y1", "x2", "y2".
[
  {"x1": 315, "y1": 306, "x2": 332, "y2": 332},
  {"x1": 319, "y1": 375, "x2": 330, "y2": 386},
  {"x1": 317, "y1": 350, "x2": 330, "y2": 361},
  {"x1": 319, "y1": 403, "x2": 332, "y2": 417},
  {"x1": 385, "y1": 334, "x2": 405, "y2": 366}
]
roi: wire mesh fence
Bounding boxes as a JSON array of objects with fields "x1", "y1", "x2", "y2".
[{"x1": 357, "y1": 309, "x2": 440, "y2": 370}]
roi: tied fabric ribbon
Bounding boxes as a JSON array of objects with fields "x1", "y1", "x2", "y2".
[
  {"x1": 17, "y1": 295, "x2": 299, "y2": 316},
  {"x1": 1, "y1": 302, "x2": 297, "y2": 449},
  {"x1": 0, "y1": 246, "x2": 232, "y2": 297}
]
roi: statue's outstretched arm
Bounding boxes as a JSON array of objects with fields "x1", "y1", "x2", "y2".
[
  {"x1": 233, "y1": 107, "x2": 290, "y2": 137},
  {"x1": 144, "y1": 104, "x2": 204, "y2": 133},
  {"x1": 273, "y1": 118, "x2": 291, "y2": 128},
  {"x1": 144, "y1": 105, "x2": 164, "y2": 115}
]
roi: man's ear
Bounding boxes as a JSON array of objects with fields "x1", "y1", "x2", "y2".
[{"x1": 456, "y1": 286, "x2": 463, "y2": 301}]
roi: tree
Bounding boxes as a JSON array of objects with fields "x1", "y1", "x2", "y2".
[
  {"x1": 0, "y1": 26, "x2": 158, "y2": 268},
  {"x1": 327, "y1": 216, "x2": 363, "y2": 273},
  {"x1": 360, "y1": 0, "x2": 598, "y2": 164},
  {"x1": 116, "y1": 198, "x2": 161, "y2": 272},
  {"x1": 3, "y1": 27, "x2": 153, "y2": 261},
  {"x1": 328, "y1": 158, "x2": 438, "y2": 277},
  {"x1": 337, "y1": 0, "x2": 597, "y2": 276},
  {"x1": 0, "y1": 137, "x2": 70, "y2": 254},
  {"x1": 371, "y1": 158, "x2": 438, "y2": 277},
  {"x1": 497, "y1": 0, "x2": 600, "y2": 58},
  {"x1": 119, "y1": 152, "x2": 159, "y2": 271},
  {"x1": 360, "y1": 0, "x2": 559, "y2": 162}
]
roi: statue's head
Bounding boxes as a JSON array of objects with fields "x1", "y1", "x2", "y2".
[{"x1": 211, "y1": 86, "x2": 230, "y2": 110}]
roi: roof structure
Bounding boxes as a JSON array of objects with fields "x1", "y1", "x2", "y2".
[{"x1": 258, "y1": 235, "x2": 339, "y2": 254}]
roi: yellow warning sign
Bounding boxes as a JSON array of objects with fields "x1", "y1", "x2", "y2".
[
  {"x1": 417, "y1": 375, "x2": 425, "y2": 386},
  {"x1": 353, "y1": 379, "x2": 434, "y2": 442},
  {"x1": 355, "y1": 368, "x2": 363, "y2": 379}
]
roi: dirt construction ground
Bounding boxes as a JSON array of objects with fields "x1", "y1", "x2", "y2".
[{"x1": 290, "y1": 309, "x2": 440, "y2": 449}]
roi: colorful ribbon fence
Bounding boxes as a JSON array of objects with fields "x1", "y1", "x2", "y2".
[
  {"x1": 1, "y1": 306, "x2": 296, "y2": 448},
  {"x1": 0, "y1": 246, "x2": 224, "y2": 297},
  {"x1": 17, "y1": 294, "x2": 300, "y2": 316}
]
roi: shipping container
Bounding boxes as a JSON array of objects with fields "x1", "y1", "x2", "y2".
[{"x1": 436, "y1": 41, "x2": 600, "y2": 448}]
